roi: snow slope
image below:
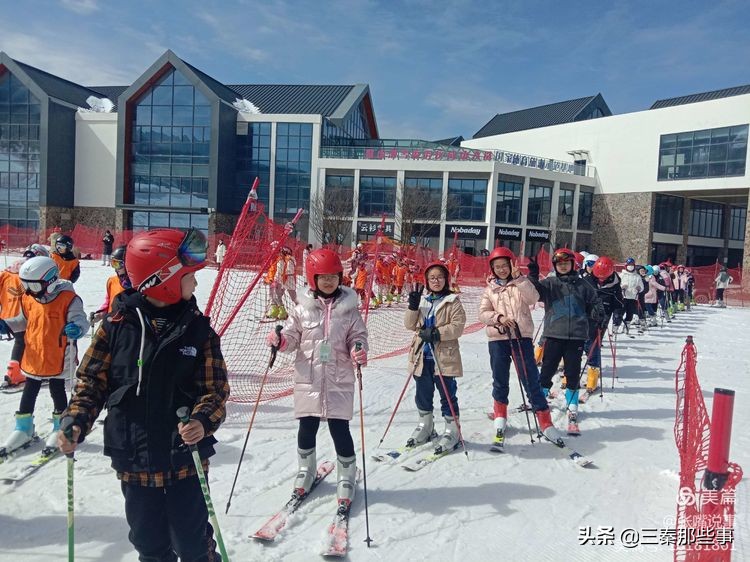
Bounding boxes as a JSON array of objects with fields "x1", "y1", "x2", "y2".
[{"x1": 0, "y1": 259, "x2": 747, "y2": 561}]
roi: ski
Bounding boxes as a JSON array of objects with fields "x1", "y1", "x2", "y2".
[
  {"x1": 0, "y1": 434, "x2": 42, "y2": 466},
  {"x1": 401, "y1": 445, "x2": 458, "y2": 472},
  {"x1": 0, "y1": 383, "x2": 25, "y2": 394},
  {"x1": 252, "y1": 460, "x2": 335, "y2": 542},
  {"x1": 320, "y1": 469, "x2": 363, "y2": 558},
  {"x1": 321, "y1": 501, "x2": 352, "y2": 557},
  {"x1": 540, "y1": 434, "x2": 592, "y2": 467},
  {"x1": 0, "y1": 447, "x2": 61, "y2": 482}
]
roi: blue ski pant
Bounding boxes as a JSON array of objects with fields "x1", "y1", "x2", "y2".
[
  {"x1": 414, "y1": 358, "x2": 459, "y2": 418},
  {"x1": 488, "y1": 337, "x2": 548, "y2": 411}
]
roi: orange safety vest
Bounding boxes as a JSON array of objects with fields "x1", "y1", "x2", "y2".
[
  {"x1": 52, "y1": 253, "x2": 80, "y2": 281},
  {"x1": 107, "y1": 275, "x2": 126, "y2": 312},
  {"x1": 264, "y1": 258, "x2": 278, "y2": 284},
  {"x1": 20, "y1": 290, "x2": 77, "y2": 377},
  {"x1": 354, "y1": 269, "x2": 367, "y2": 290},
  {"x1": 393, "y1": 264, "x2": 408, "y2": 287},
  {"x1": 0, "y1": 271, "x2": 24, "y2": 320}
]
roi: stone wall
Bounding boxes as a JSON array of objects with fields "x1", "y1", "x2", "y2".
[
  {"x1": 591, "y1": 192, "x2": 654, "y2": 262},
  {"x1": 40, "y1": 206, "x2": 117, "y2": 232},
  {"x1": 210, "y1": 212, "x2": 239, "y2": 236}
]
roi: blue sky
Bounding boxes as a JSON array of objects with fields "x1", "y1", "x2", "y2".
[{"x1": 2, "y1": 0, "x2": 749, "y2": 140}]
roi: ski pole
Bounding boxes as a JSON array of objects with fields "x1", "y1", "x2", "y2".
[
  {"x1": 354, "y1": 342, "x2": 373, "y2": 548},
  {"x1": 424, "y1": 342, "x2": 469, "y2": 460},
  {"x1": 376, "y1": 343, "x2": 423, "y2": 448},
  {"x1": 504, "y1": 327, "x2": 536, "y2": 443},
  {"x1": 60, "y1": 416, "x2": 75, "y2": 562},
  {"x1": 176, "y1": 407, "x2": 229, "y2": 562},
  {"x1": 225, "y1": 324, "x2": 283, "y2": 515},
  {"x1": 607, "y1": 330, "x2": 618, "y2": 389}
]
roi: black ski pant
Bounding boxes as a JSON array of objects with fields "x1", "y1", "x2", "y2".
[
  {"x1": 539, "y1": 338, "x2": 585, "y2": 391},
  {"x1": 297, "y1": 416, "x2": 355, "y2": 457},
  {"x1": 121, "y1": 476, "x2": 219, "y2": 562},
  {"x1": 10, "y1": 331, "x2": 25, "y2": 362},
  {"x1": 18, "y1": 377, "x2": 67, "y2": 414},
  {"x1": 623, "y1": 299, "x2": 639, "y2": 323}
]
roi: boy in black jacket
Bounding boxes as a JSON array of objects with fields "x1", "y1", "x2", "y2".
[
  {"x1": 59, "y1": 228, "x2": 229, "y2": 562},
  {"x1": 528, "y1": 248, "x2": 603, "y2": 431}
]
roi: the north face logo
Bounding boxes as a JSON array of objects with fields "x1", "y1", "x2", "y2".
[{"x1": 179, "y1": 346, "x2": 197, "y2": 357}]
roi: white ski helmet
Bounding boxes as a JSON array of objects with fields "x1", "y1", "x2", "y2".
[
  {"x1": 652, "y1": 265, "x2": 660, "y2": 274},
  {"x1": 18, "y1": 256, "x2": 59, "y2": 297},
  {"x1": 584, "y1": 254, "x2": 599, "y2": 267},
  {"x1": 22, "y1": 243, "x2": 50, "y2": 259}
]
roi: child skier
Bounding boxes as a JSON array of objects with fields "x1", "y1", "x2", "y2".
[
  {"x1": 478, "y1": 247, "x2": 558, "y2": 448},
  {"x1": 0, "y1": 256, "x2": 89, "y2": 457},
  {"x1": 619, "y1": 258, "x2": 644, "y2": 335},
  {"x1": 88, "y1": 245, "x2": 132, "y2": 327},
  {"x1": 527, "y1": 248, "x2": 603, "y2": 432},
  {"x1": 403, "y1": 261, "x2": 466, "y2": 454},
  {"x1": 583, "y1": 256, "x2": 624, "y2": 392},
  {"x1": 51, "y1": 234, "x2": 80, "y2": 283},
  {"x1": 714, "y1": 266, "x2": 733, "y2": 308},
  {"x1": 265, "y1": 248, "x2": 368, "y2": 512},
  {"x1": 58, "y1": 227, "x2": 229, "y2": 561}
]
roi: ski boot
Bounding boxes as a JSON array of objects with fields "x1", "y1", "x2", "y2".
[
  {"x1": 0, "y1": 413, "x2": 35, "y2": 458},
  {"x1": 5, "y1": 361, "x2": 25, "y2": 386},
  {"x1": 535, "y1": 409, "x2": 561, "y2": 443},
  {"x1": 648, "y1": 316, "x2": 658, "y2": 327},
  {"x1": 266, "y1": 304, "x2": 280, "y2": 319},
  {"x1": 586, "y1": 367, "x2": 600, "y2": 393},
  {"x1": 292, "y1": 447, "x2": 317, "y2": 498},
  {"x1": 276, "y1": 305, "x2": 288, "y2": 320},
  {"x1": 42, "y1": 411, "x2": 62, "y2": 456},
  {"x1": 434, "y1": 416, "x2": 460, "y2": 454},
  {"x1": 567, "y1": 409, "x2": 580, "y2": 436},
  {"x1": 534, "y1": 345, "x2": 544, "y2": 366},
  {"x1": 405, "y1": 409, "x2": 436, "y2": 448},
  {"x1": 385, "y1": 293, "x2": 394, "y2": 307},
  {"x1": 491, "y1": 402, "x2": 507, "y2": 452},
  {"x1": 336, "y1": 454, "x2": 357, "y2": 513}
]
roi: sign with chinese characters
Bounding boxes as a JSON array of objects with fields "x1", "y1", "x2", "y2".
[
  {"x1": 361, "y1": 147, "x2": 579, "y2": 174},
  {"x1": 495, "y1": 226, "x2": 522, "y2": 241},
  {"x1": 525, "y1": 229, "x2": 550, "y2": 241},
  {"x1": 357, "y1": 222, "x2": 394, "y2": 236},
  {"x1": 446, "y1": 224, "x2": 487, "y2": 239}
]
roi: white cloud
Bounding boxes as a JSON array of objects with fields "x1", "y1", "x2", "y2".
[{"x1": 60, "y1": 0, "x2": 100, "y2": 15}]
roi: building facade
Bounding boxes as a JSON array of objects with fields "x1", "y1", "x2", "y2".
[{"x1": 1, "y1": 49, "x2": 747, "y2": 282}]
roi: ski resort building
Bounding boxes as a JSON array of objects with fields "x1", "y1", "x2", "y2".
[{"x1": 0, "y1": 49, "x2": 747, "y2": 283}]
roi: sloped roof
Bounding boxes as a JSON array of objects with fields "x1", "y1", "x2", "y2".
[
  {"x1": 473, "y1": 94, "x2": 611, "y2": 138},
  {"x1": 87, "y1": 86, "x2": 128, "y2": 105},
  {"x1": 650, "y1": 84, "x2": 750, "y2": 109},
  {"x1": 227, "y1": 84, "x2": 355, "y2": 116},
  {"x1": 433, "y1": 135, "x2": 464, "y2": 146},
  {"x1": 0, "y1": 53, "x2": 102, "y2": 107}
]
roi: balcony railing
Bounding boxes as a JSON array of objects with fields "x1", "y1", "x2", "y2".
[{"x1": 320, "y1": 139, "x2": 595, "y2": 177}]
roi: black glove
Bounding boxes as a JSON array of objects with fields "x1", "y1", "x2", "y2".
[
  {"x1": 612, "y1": 309, "x2": 624, "y2": 326},
  {"x1": 590, "y1": 302, "x2": 605, "y2": 323},
  {"x1": 418, "y1": 326, "x2": 440, "y2": 344},
  {"x1": 407, "y1": 283, "x2": 424, "y2": 311},
  {"x1": 527, "y1": 257, "x2": 539, "y2": 278}
]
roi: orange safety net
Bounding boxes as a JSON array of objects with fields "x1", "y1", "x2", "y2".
[{"x1": 673, "y1": 337, "x2": 742, "y2": 561}]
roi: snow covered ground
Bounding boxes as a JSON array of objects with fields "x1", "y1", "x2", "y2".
[{"x1": 0, "y1": 259, "x2": 748, "y2": 561}]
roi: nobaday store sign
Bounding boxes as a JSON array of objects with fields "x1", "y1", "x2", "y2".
[
  {"x1": 525, "y1": 229, "x2": 550, "y2": 241},
  {"x1": 446, "y1": 225, "x2": 487, "y2": 239},
  {"x1": 495, "y1": 226, "x2": 522, "y2": 241}
]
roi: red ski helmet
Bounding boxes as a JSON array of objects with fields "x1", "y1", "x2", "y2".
[
  {"x1": 551, "y1": 248, "x2": 576, "y2": 265},
  {"x1": 488, "y1": 247, "x2": 516, "y2": 272},
  {"x1": 592, "y1": 256, "x2": 615, "y2": 280},
  {"x1": 306, "y1": 248, "x2": 343, "y2": 288},
  {"x1": 126, "y1": 228, "x2": 207, "y2": 305},
  {"x1": 424, "y1": 261, "x2": 450, "y2": 284}
]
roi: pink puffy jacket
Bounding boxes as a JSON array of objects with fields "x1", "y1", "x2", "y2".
[
  {"x1": 281, "y1": 286, "x2": 368, "y2": 420},
  {"x1": 478, "y1": 275, "x2": 539, "y2": 340},
  {"x1": 645, "y1": 276, "x2": 661, "y2": 304}
]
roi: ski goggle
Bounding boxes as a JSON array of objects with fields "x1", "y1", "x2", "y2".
[
  {"x1": 552, "y1": 251, "x2": 574, "y2": 264},
  {"x1": 111, "y1": 257, "x2": 125, "y2": 271},
  {"x1": 20, "y1": 279, "x2": 48, "y2": 294},
  {"x1": 178, "y1": 228, "x2": 208, "y2": 267}
]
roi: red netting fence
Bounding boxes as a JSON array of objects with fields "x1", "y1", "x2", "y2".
[{"x1": 673, "y1": 337, "x2": 742, "y2": 561}]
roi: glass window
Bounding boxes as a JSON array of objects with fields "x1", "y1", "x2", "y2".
[
  {"x1": 496, "y1": 179, "x2": 522, "y2": 225},
  {"x1": 0, "y1": 72, "x2": 40, "y2": 230},
  {"x1": 359, "y1": 175, "x2": 396, "y2": 217},
  {"x1": 447, "y1": 178, "x2": 486, "y2": 221},
  {"x1": 689, "y1": 200, "x2": 724, "y2": 238},
  {"x1": 577, "y1": 190, "x2": 593, "y2": 230},
  {"x1": 320, "y1": 99, "x2": 374, "y2": 146},
  {"x1": 729, "y1": 206, "x2": 746, "y2": 241},
  {"x1": 127, "y1": 67, "x2": 211, "y2": 210},
  {"x1": 686, "y1": 245, "x2": 721, "y2": 267},
  {"x1": 527, "y1": 183, "x2": 552, "y2": 227},
  {"x1": 274, "y1": 122, "x2": 313, "y2": 219},
  {"x1": 557, "y1": 186, "x2": 574, "y2": 230},
  {"x1": 324, "y1": 175, "x2": 354, "y2": 215},
  {"x1": 658, "y1": 124, "x2": 748, "y2": 180},
  {"x1": 652, "y1": 243, "x2": 678, "y2": 265},
  {"x1": 130, "y1": 210, "x2": 208, "y2": 235},
  {"x1": 654, "y1": 194, "x2": 684, "y2": 234},
  {"x1": 404, "y1": 177, "x2": 443, "y2": 220}
]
